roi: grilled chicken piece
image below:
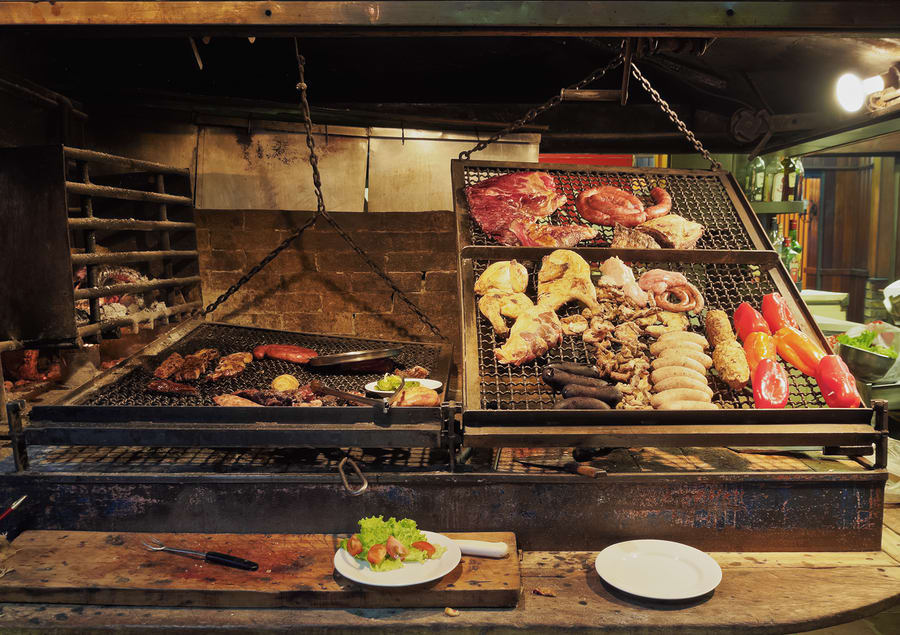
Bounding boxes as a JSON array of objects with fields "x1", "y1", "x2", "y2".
[
  {"x1": 146, "y1": 378, "x2": 197, "y2": 395},
  {"x1": 154, "y1": 352, "x2": 184, "y2": 379},
  {"x1": 394, "y1": 385, "x2": 441, "y2": 407},
  {"x1": 213, "y1": 394, "x2": 262, "y2": 407},
  {"x1": 495, "y1": 305, "x2": 563, "y2": 365},
  {"x1": 537, "y1": 249, "x2": 601, "y2": 313},
  {"x1": 208, "y1": 352, "x2": 253, "y2": 381},
  {"x1": 174, "y1": 349, "x2": 220, "y2": 381},
  {"x1": 474, "y1": 260, "x2": 529, "y2": 295},
  {"x1": 636, "y1": 214, "x2": 704, "y2": 249},
  {"x1": 611, "y1": 223, "x2": 661, "y2": 249},
  {"x1": 478, "y1": 292, "x2": 535, "y2": 336}
]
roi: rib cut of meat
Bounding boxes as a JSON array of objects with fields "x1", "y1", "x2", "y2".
[
  {"x1": 174, "y1": 349, "x2": 220, "y2": 381},
  {"x1": 208, "y1": 352, "x2": 253, "y2": 381},
  {"x1": 509, "y1": 219, "x2": 598, "y2": 247},
  {"x1": 153, "y1": 352, "x2": 184, "y2": 379},
  {"x1": 465, "y1": 171, "x2": 567, "y2": 245}
]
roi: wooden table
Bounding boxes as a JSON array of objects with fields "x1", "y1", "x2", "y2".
[{"x1": 1, "y1": 509, "x2": 898, "y2": 634}]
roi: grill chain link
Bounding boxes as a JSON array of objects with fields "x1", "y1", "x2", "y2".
[
  {"x1": 630, "y1": 63, "x2": 722, "y2": 171},
  {"x1": 203, "y1": 42, "x2": 446, "y2": 341},
  {"x1": 458, "y1": 53, "x2": 625, "y2": 161}
]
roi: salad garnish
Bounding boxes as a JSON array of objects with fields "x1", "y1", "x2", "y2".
[
  {"x1": 339, "y1": 516, "x2": 446, "y2": 571},
  {"x1": 838, "y1": 331, "x2": 898, "y2": 359},
  {"x1": 374, "y1": 374, "x2": 420, "y2": 391}
]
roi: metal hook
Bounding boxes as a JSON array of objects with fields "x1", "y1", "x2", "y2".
[{"x1": 338, "y1": 456, "x2": 368, "y2": 496}]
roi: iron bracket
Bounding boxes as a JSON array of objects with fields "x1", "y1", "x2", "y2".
[
  {"x1": 6, "y1": 399, "x2": 29, "y2": 473},
  {"x1": 873, "y1": 398, "x2": 889, "y2": 469}
]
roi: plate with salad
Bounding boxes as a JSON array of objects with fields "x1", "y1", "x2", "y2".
[
  {"x1": 364, "y1": 375, "x2": 443, "y2": 396},
  {"x1": 333, "y1": 516, "x2": 461, "y2": 587}
]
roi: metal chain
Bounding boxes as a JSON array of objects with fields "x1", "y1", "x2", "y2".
[
  {"x1": 458, "y1": 53, "x2": 625, "y2": 161},
  {"x1": 293, "y1": 40, "x2": 446, "y2": 340},
  {"x1": 201, "y1": 215, "x2": 317, "y2": 316},
  {"x1": 629, "y1": 62, "x2": 722, "y2": 170}
]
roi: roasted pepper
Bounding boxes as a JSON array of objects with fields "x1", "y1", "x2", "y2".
[
  {"x1": 752, "y1": 358, "x2": 789, "y2": 409},
  {"x1": 815, "y1": 355, "x2": 861, "y2": 408},
  {"x1": 773, "y1": 326, "x2": 826, "y2": 376},
  {"x1": 761, "y1": 292, "x2": 799, "y2": 333},
  {"x1": 744, "y1": 331, "x2": 777, "y2": 373},
  {"x1": 733, "y1": 302, "x2": 771, "y2": 342}
]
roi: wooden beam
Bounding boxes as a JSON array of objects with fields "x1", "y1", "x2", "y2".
[{"x1": 1, "y1": 2, "x2": 900, "y2": 34}]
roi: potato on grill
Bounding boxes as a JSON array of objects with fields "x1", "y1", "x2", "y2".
[
  {"x1": 711, "y1": 340, "x2": 750, "y2": 391},
  {"x1": 704, "y1": 310, "x2": 736, "y2": 348}
]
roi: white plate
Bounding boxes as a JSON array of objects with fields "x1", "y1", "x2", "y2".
[
  {"x1": 594, "y1": 539, "x2": 722, "y2": 600},
  {"x1": 364, "y1": 378, "x2": 443, "y2": 396},
  {"x1": 333, "y1": 530, "x2": 462, "y2": 588}
]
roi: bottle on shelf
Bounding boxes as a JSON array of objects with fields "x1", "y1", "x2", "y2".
[
  {"x1": 781, "y1": 156, "x2": 797, "y2": 201},
  {"x1": 764, "y1": 154, "x2": 785, "y2": 201},
  {"x1": 768, "y1": 217, "x2": 783, "y2": 251},
  {"x1": 780, "y1": 236, "x2": 795, "y2": 275},
  {"x1": 791, "y1": 157, "x2": 805, "y2": 201},
  {"x1": 741, "y1": 156, "x2": 766, "y2": 202},
  {"x1": 788, "y1": 219, "x2": 803, "y2": 288}
]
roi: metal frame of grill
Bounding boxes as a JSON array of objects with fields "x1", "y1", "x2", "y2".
[
  {"x1": 9, "y1": 319, "x2": 455, "y2": 472},
  {"x1": 452, "y1": 160, "x2": 887, "y2": 468}
]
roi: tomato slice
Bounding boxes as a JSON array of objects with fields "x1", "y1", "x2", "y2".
[
  {"x1": 412, "y1": 540, "x2": 436, "y2": 557},
  {"x1": 367, "y1": 543, "x2": 387, "y2": 565},
  {"x1": 346, "y1": 535, "x2": 363, "y2": 557}
]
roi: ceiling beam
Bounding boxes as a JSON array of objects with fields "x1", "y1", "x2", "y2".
[{"x1": 1, "y1": 2, "x2": 900, "y2": 35}]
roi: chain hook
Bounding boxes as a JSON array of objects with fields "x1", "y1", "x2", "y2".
[{"x1": 338, "y1": 456, "x2": 368, "y2": 496}]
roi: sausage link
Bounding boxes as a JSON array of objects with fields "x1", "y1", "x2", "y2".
[
  {"x1": 649, "y1": 339, "x2": 704, "y2": 356},
  {"x1": 651, "y1": 356, "x2": 707, "y2": 375},
  {"x1": 656, "y1": 400, "x2": 719, "y2": 410},
  {"x1": 542, "y1": 367, "x2": 608, "y2": 389},
  {"x1": 650, "y1": 388, "x2": 712, "y2": 408},
  {"x1": 547, "y1": 362, "x2": 603, "y2": 379},
  {"x1": 554, "y1": 397, "x2": 611, "y2": 410},
  {"x1": 650, "y1": 366, "x2": 708, "y2": 386},
  {"x1": 657, "y1": 331, "x2": 710, "y2": 350},
  {"x1": 651, "y1": 376, "x2": 713, "y2": 397},
  {"x1": 657, "y1": 347, "x2": 713, "y2": 370},
  {"x1": 561, "y1": 383, "x2": 622, "y2": 406}
]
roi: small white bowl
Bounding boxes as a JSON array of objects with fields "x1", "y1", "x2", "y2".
[{"x1": 364, "y1": 378, "x2": 443, "y2": 396}]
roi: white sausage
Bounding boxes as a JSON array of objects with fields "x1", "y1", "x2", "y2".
[
  {"x1": 651, "y1": 355, "x2": 707, "y2": 376},
  {"x1": 651, "y1": 388, "x2": 713, "y2": 408},
  {"x1": 657, "y1": 348, "x2": 713, "y2": 370},
  {"x1": 656, "y1": 400, "x2": 719, "y2": 410},
  {"x1": 651, "y1": 376, "x2": 713, "y2": 396},
  {"x1": 649, "y1": 339, "x2": 704, "y2": 356},
  {"x1": 650, "y1": 366, "x2": 709, "y2": 386},
  {"x1": 658, "y1": 331, "x2": 710, "y2": 349}
]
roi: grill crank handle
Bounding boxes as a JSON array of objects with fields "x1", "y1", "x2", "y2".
[{"x1": 338, "y1": 456, "x2": 368, "y2": 496}]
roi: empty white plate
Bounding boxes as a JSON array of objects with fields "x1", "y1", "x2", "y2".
[
  {"x1": 594, "y1": 539, "x2": 722, "y2": 600},
  {"x1": 364, "y1": 378, "x2": 443, "y2": 396}
]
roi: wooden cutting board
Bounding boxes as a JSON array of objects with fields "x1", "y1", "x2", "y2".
[{"x1": 0, "y1": 530, "x2": 519, "y2": 608}]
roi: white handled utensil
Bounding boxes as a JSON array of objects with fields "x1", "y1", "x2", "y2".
[{"x1": 454, "y1": 539, "x2": 509, "y2": 558}]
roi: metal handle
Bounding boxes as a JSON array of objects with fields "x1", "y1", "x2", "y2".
[
  {"x1": 205, "y1": 551, "x2": 259, "y2": 571},
  {"x1": 338, "y1": 456, "x2": 368, "y2": 496}
]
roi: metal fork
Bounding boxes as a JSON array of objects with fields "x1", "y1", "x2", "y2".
[{"x1": 142, "y1": 536, "x2": 259, "y2": 571}]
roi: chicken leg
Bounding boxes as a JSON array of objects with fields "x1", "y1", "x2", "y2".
[
  {"x1": 474, "y1": 260, "x2": 529, "y2": 295},
  {"x1": 478, "y1": 292, "x2": 535, "y2": 336},
  {"x1": 495, "y1": 305, "x2": 563, "y2": 365},
  {"x1": 536, "y1": 249, "x2": 601, "y2": 313}
]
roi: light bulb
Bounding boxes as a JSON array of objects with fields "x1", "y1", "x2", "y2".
[
  {"x1": 837, "y1": 73, "x2": 865, "y2": 112},
  {"x1": 836, "y1": 72, "x2": 886, "y2": 112}
]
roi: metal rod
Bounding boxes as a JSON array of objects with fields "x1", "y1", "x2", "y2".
[
  {"x1": 63, "y1": 146, "x2": 189, "y2": 176},
  {"x1": 70, "y1": 250, "x2": 198, "y2": 266},
  {"x1": 156, "y1": 174, "x2": 175, "y2": 305},
  {"x1": 73, "y1": 276, "x2": 202, "y2": 300},
  {"x1": 75, "y1": 301, "x2": 202, "y2": 338},
  {"x1": 68, "y1": 218, "x2": 196, "y2": 232},
  {"x1": 66, "y1": 181, "x2": 193, "y2": 206},
  {"x1": 559, "y1": 88, "x2": 621, "y2": 102},
  {"x1": 79, "y1": 161, "x2": 101, "y2": 328}
]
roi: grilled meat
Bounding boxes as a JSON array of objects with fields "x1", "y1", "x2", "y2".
[
  {"x1": 478, "y1": 292, "x2": 534, "y2": 336},
  {"x1": 494, "y1": 305, "x2": 563, "y2": 365},
  {"x1": 147, "y1": 378, "x2": 198, "y2": 395},
  {"x1": 465, "y1": 171, "x2": 567, "y2": 245},
  {"x1": 208, "y1": 352, "x2": 253, "y2": 381},
  {"x1": 598, "y1": 257, "x2": 648, "y2": 307},
  {"x1": 394, "y1": 385, "x2": 441, "y2": 407},
  {"x1": 537, "y1": 249, "x2": 601, "y2": 312},
  {"x1": 232, "y1": 389, "x2": 295, "y2": 407},
  {"x1": 397, "y1": 366, "x2": 429, "y2": 379},
  {"x1": 252, "y1": 344, "x2": 318, "y2": 364},
  {"x1": 174, "y1": 348, "x2": 219, "y2": 381},
  {"x1": 474, "y1": 260, "x2": 529, "y2": 295},
  {"x1": 712, "y1": 340, "x2": 750, "y2": 391},
  {"x1": 704, "y1": 310, "x2": 736, "y2": 348},
  {"x1": 213, "y1": 394, "x2": 262, "y2": 407},
  {"x1": 509, "y1": 219, "x2": 597, "y2": 247},
  {"x1": 644, "y1": 187, "x2": 672, "y2": 219},
  {"x1": 576, "y1": 186, "x2": 646, "y2": 227},
  {"x1": 611, "y1": 223, "x2": 661, "y2": 249},
  {"x1": 636, "y1": 214, "x2": 704, "y2": 249}
]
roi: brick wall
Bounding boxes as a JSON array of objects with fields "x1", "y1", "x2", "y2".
[{"x1": 194, "y1": 209, "x2": 459, "y2": 359}]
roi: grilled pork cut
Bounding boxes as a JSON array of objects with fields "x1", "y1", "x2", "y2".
[
  {"x1": 208, "y1": 352, "x2": 253, "y2": 381},
  {"x1": 636, "y1": 214, "x2": 704, "y2": 250},
  {"x1": 174, "y1": 349, "x2": 220, "y2": 381},
  {"x1": 509, "y1": 219, "x2": 598, "y2": 247}
]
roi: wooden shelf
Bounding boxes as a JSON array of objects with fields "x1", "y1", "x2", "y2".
[{"x1": 752, "y1": 200, "x2": 809, "y2": 215}]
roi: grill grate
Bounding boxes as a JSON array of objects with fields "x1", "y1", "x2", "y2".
[
  {"x1": 461, "y1": 165, "x2": 755, "y2": 250},
  {"x1": 25, "y1": 445, "x2": 450, "y2": 473},
  {"x1": 473, "y1": 257, "x2": 827, "y2": 411},
  {"x1": 80, "y1": 323, "x2": 444, "y2": 407}
]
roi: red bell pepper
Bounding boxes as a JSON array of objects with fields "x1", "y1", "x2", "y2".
[
  {"x1": 752, "y1": 358, "x2": 789, "y2": 409},
  {"x1": 744, "y1": 331, "x2": 777, "y2": 373},
  {"x1": 815, "y1": 355, "x2": 861, "y2": 408},
  {"x1": 761, "y1": 292, "x2": 799, "y2": 333},
  {"x1": 733, "y1": 302, "x2": 771, "y2": 342},
  {"x1": 773, "y1": 326, "x2": 826, "y2": 376}
]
